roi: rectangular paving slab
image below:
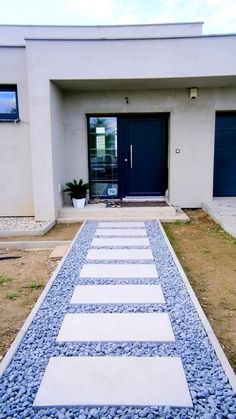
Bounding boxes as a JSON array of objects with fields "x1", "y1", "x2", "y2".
[
  {"x1": 70, "y1": 284, "x2": 165, "y2": 304},
  {"x1": 79, "y1": 264, "x2": 158, "y2": 278},
  {"x1": 95, "y1": 229, "x2": 147, "y2": 236},
  {"x1": 98, "y1": 222, "x2": 146, "y2": 228},
  {"x1": 33, "y1": 356, "x2": 192, "y2": 407},
  {"x1": 86, "y1": 248, "x2": 153, "y2": 260},
  {"x1": 91, "y1": 237, "x2": 150, "y2": 247},
  {"x1": 57, "y1": 313, "x2": 174, "y2": 342}
]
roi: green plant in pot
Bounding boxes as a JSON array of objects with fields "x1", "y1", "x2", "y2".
[{"x1": 64, "y1": 179, "x2": 89, "y2": 208}]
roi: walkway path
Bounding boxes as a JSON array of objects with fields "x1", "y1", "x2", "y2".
[
  {"x1": 0, "y1": 221, "x2": 236, "y2": 418},
  {"x1": 203, "y1": 197, "x2": 236, "y2": 238}
]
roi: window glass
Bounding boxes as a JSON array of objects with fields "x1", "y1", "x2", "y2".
[
  {"x1": 88, "y1": 117, "x2": 118, "y2": 198},
  {"x1": 0, "y1": 87, "x2": 18, "y2": 119}
]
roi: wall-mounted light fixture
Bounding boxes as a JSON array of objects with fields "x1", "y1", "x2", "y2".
[
  {"x1": 189, "y1": 88, "x2": 198, "y2": 100},
  {"x1": 124, "y1": 96, "x2": 129, "y2": 104}
]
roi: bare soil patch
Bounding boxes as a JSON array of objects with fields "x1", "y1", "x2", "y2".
[
  {"x1": 0, "y1": 249, "x2": 58, "y2": 360},
  {"x1": 0, "y1": 222, "x2": 82, "y2": 242},
  {"x1": 0, "y1": 223, "x2": 82, "y2": 360},
  {"x1": 163, "y1": 209, "x2": 236, "y2": 372}
]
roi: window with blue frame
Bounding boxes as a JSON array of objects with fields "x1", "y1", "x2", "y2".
[{"x1": 0, "y1": 85, "x2": 19, "y2": 120}]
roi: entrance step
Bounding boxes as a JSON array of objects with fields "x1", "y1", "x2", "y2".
[
  {"x1": 33, "y1": 356, "x2": 192, "y2": 407},
  {"x1": 57, "y1": 203, "x2": 176, "y2": 221}
]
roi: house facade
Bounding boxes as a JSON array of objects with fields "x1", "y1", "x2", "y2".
[{"x1": 0, "y1": 22, "x2": 236, "y2": 220}]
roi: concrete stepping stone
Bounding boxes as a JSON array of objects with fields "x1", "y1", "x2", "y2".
[
  {"x1": 33, "y1": 356, "x2": 192, "y2": 407},
  {"x1": 49, "y1": 245, "x2": 68, "y2": 260},
  {"x1": 86, "y1": 248, "x2": 153, "y2": 260},
  {"x1": 91, "y1": 237, "x2": 150, "y2": 247},
  {"x1": 95, "y1": 228, "x2": 147, "y2": 236},
  {"x1": 57, "y1": 313, "x2": 174, "y2": 342},
  {"x1": 79, "y1": 264, "x2": 158, "y2": 278},
  {"x1": 98, "y1": 222, "x2": 145, "y2": 228},
  {"x1": 70, "y1": 284, "x2": 165, "y2": 304}
]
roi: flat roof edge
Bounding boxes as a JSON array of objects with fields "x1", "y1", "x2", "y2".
[
  {"x1": 24, "y1": 33, "x2": 236, "y2": 42},
  {"x1": 0, "y1": 22, "x2": 204, "y2": 28}
]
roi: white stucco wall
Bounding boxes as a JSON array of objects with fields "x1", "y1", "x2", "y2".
[
  {"x1": 26, "y1": 77, "x2": 56, "y2": 220},
  {"x1": 63, "y1": 87, "x2": 236, "y2": 208},
  {"x1": 169, "y1": 89, "x2": 216, "y2": 207},
  {"x1": 25, "y1": 36, "x2": 236, "y2": 82},
  {"x1": 62, "y1": 89, "x2": 214, "y2": 207},
  {"x1": 0, "y1": 47, "x2": 34, "y2": 216},
  {"x1": 50, "y1": 83, "x2": 66, "y2": 215}
]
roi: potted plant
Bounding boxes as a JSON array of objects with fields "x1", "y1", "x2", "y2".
[{"x1": 64, "y1": 179, "x2": 89, "y2": 208}]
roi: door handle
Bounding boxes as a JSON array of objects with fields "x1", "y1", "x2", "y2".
[{"x1": 130, "y1": 144, "x2": 133, "y2": 169}]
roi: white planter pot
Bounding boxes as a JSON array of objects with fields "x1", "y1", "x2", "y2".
[{"x1": 72, "y1": 197, "x2": 86, "y2": 208}]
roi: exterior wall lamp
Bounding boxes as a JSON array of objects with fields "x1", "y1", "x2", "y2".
[{"x1": 189, "y1": 88, "x2": 198, "y2": 100}]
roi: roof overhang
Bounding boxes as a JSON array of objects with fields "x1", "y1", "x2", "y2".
[{"x1": 53, "y1": 76, "x2": 236, "y2": 91}]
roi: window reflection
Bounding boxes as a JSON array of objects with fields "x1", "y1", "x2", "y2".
[
  {"x1": 89, "y1": 117, "x2": 118, "y2": 198},
  {"x1": 0, "y1": 91, "x2": 17, "y2": 115}
]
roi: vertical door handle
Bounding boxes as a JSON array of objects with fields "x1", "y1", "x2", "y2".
[{"x1": 130, "y1": 144, "x2": 133, "y2": 169}]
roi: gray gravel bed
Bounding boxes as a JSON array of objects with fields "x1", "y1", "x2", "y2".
[
  {"x1": 0, "y1": 221, "x2": 236, "y2": 418},
  {"x1": 0, "y1": 217, "x2": 52, "y2": 232}
]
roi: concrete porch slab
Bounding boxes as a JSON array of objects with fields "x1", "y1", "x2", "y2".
[
  {"x1": 57, "y1": 203, "x2": 181, "y2": 222},
  {"x1": 57, "y1": 205, "x2": 189, "y2": 222},
  {"x1": 202, "y1": 197, "x2": 236, "y2": 238}
]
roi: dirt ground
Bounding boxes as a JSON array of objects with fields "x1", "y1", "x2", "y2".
[
  {"x1": 0, "y1": 249, "x2": 58, "y2": 360},
  {"x1": 0, "y1": 223, "x2": 81, "y2": 360},
  {"x1": 0, "y1": 216, "x2": 236, "y2": 374},
  {"x1": 163, "y1": 209, "x2": 236, "y2": 372}
]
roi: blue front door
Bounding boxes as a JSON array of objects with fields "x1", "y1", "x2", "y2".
[
  {"x1": 214, "y1": 113, "x2": 236, "y2": 196},
  {"x1": 119, "y1": 115, "x2": 168, "y2": 197}
]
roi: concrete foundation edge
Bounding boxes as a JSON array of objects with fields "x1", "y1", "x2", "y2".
[
  {"x1": 0, "y1": 240, "x2": 71, "y2": 250},
  {"x1": 202, "y1": 203, "x2": 236, "y2": 239}
]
